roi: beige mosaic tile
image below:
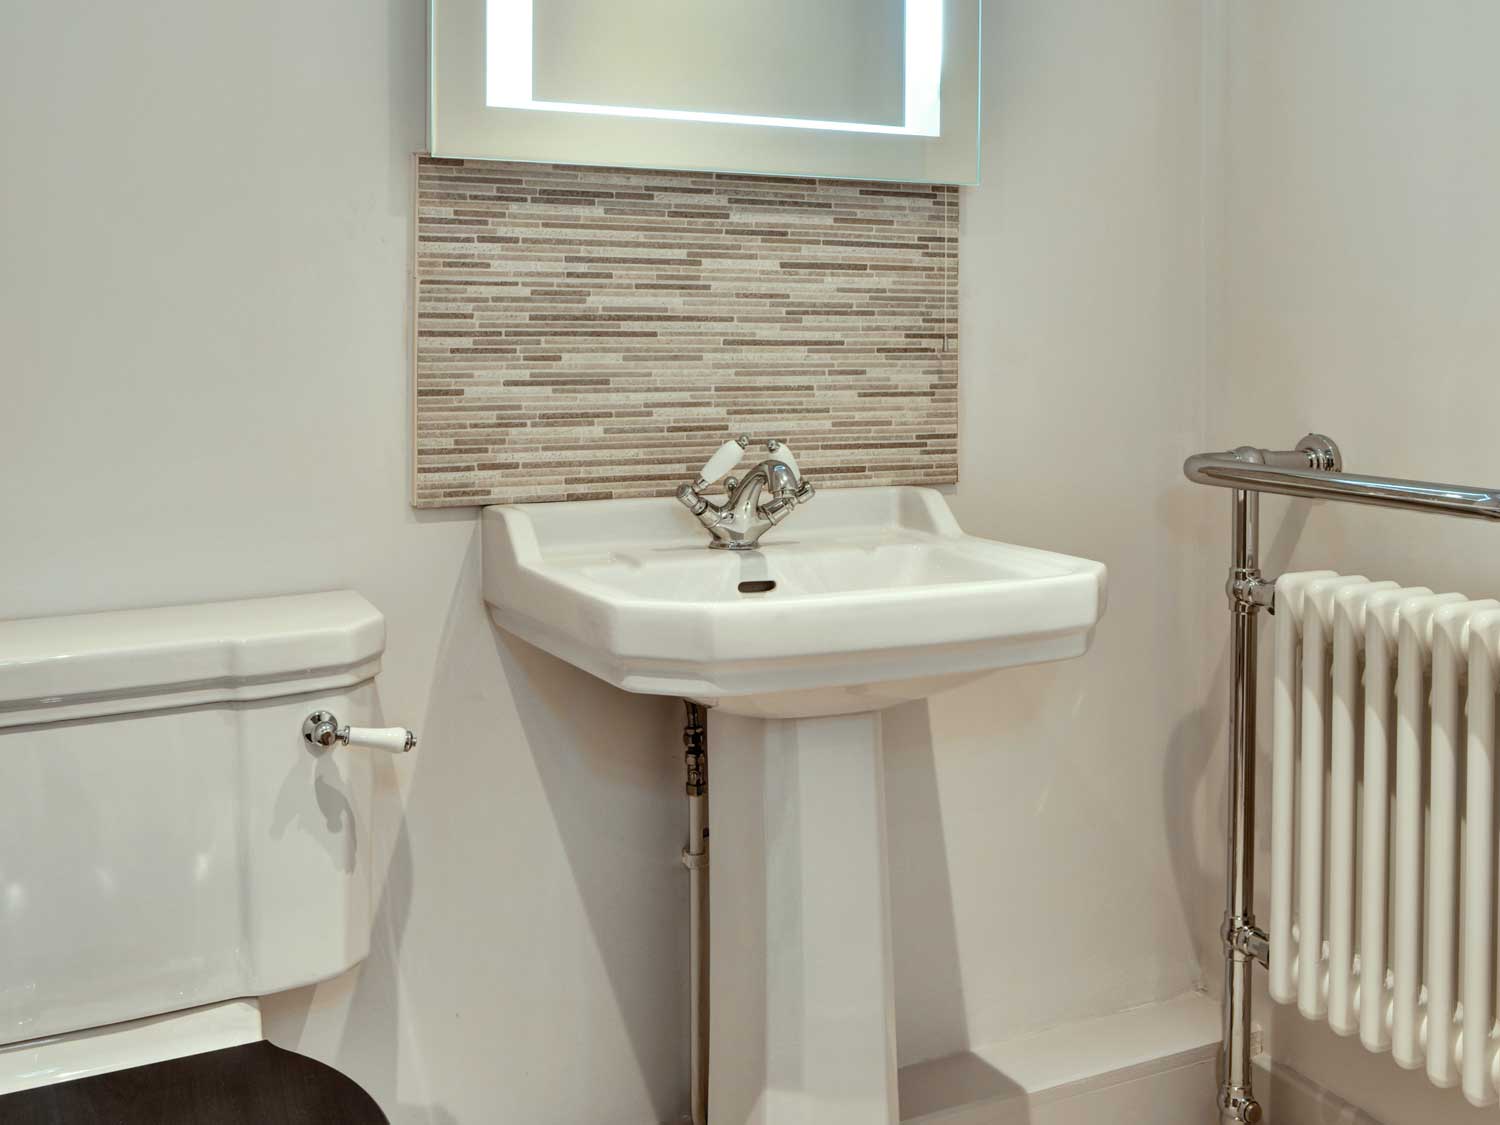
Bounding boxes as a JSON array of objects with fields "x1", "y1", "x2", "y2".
[{"x1": 412, "y1": 157, "x2": 958, "y2": 507}]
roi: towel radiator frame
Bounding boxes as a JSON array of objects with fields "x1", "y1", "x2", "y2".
[{"x1": 1183, "y1": 435, "x2": 1500, "y2": 1123}]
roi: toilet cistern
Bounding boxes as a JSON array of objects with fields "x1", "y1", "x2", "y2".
[
  {"x1": 0, "y1": 591, "x2": 401, "y2": 1098},
  {"x1": 675, "y1": 435, "x2": 815, "y2": 550}
]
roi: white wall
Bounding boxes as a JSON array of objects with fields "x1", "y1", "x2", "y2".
[
  {"x1": 1208, "y1": 2, "x2": 1500, "y2": 1120},
  {"x1": 0, "y1": 1, "x2": 1217, "y2": 1121},
  {"x1": 889, "y1": 0, "x2": 1215, "y2": 1064},
  {"x1": 0, "y1": 4, "x2": 686, "y2": 1123}
]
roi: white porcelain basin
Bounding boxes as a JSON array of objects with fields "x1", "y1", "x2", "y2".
[
  {"x1": 482, "y1": 484, "x2": 1106, "y2": 1125},
  {"x1": 481, "y1": 486, "x2": 1106, "y2": 718}
]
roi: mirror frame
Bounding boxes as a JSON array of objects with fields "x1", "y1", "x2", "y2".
[{"x1": 429, "y1": 0, "x2": 979, "y2": 184}]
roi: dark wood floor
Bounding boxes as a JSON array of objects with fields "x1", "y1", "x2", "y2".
[{"x1": 0, "y1": 1041, "x2": 388, "y2": 1124}]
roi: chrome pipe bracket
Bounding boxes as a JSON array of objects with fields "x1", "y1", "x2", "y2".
[
  {"x1": 1220, "y1": 1085, "x2": 1264, "y2": 1124},
  {"x1": 1296, "y1": 432, "x2": 1342, "y2": 472},
  {"x1": 1228, "y1": 574, "x2": 1277, "y2": 613},
  {"x1": 1222, "y1": 916, "x2": 1270, "y2": 969}
]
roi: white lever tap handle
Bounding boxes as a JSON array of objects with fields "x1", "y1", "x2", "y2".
[
  {"x1": 766, "y1": 438, "x2": 800, "y2": 480},
  {"x1": 696, "y1": 436, "x2": 749, "y2": 487},
  {"x1": 303, "y1": 710, "x2": 417, "y2": 754}
]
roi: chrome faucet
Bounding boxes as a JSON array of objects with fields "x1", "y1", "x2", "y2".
[{"x1": 676, "y1": 436, "x2": 815, "y2": 550}]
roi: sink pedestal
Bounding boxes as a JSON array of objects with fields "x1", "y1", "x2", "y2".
[
  {"x1": 709, "y1": 711, "x2": 899, "y2": 1125},
  {"x1": 480, "y1": 486, "x2": 1107, "y2": 1122}
]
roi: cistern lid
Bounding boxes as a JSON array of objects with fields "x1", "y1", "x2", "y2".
[{"x1": 0, "y1": 591, "x2": 384, "y2": 728}]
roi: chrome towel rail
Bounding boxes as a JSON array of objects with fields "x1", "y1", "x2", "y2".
[
  {"x1": 1185, "y1": 434, "x2": 1500, "y2": 521},
  {"x1": 1184, "y1": 433, "x2": 1500, "y2": 1124}
]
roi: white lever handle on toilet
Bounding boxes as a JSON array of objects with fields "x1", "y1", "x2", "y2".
[
  {"x1": 302, "y1": 710, "x2": 417, "y2": 754},
  {"x1": 343, "y1": 726, "x2": 417, "y2": 753}
]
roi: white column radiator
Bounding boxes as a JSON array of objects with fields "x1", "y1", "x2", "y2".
[{"x1": 1270, "y1": 570, "x2": 1500, "y2": 1105}]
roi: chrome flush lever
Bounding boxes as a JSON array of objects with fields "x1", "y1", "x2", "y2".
[{"x1": 302, "y1": 710, "x2": 417, "y2": 754}]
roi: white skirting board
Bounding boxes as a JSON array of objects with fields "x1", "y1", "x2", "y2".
[{"x1": 897, "y1": 993, "x2": 1220, "y2": 1125}]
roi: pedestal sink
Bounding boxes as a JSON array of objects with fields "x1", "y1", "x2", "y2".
[{"x1": 482, "y1": 486, "x2": 1106, "y2": 1124}]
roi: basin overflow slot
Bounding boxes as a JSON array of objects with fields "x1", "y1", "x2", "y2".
[{"x1": 737, "y1": 579, "x2": 776, "y2": 595}]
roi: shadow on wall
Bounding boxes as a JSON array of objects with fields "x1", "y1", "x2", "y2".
[
  {"x1": 259, "y1": 763, "x2": 450, "y2": 1125},
  {"x1": 884, "y1": 700, "x2": 968, "y2": 1060},
  {"x1": 266, "y1": 524, "x2": 683, "y2": 1124},
  {"x1": 897, "y1": 1050, "x2": 1031, "y2": 1124},
  {"x1": 332, "y1": 526, "x2": 489, "y2": 1125},
  {"x1": 494, "y1": 625, "x2": 687, "y2": 1122},
  {"x1": 263, "y1": 561, "x2": 465, "y2": 1125},
  {"x1": 1257, "y1": 1016, "x2": 1494, "y2": 1125},
  {"x1": 883, "y1": 699, "x2": 1031, "y2": 1123},
  {"x1": 1260, "y1": 1054, "x2": 1386, "y2": 1124},
  {"x1": 1162, "y1": 670, "x2": 1223, "y2": 986}
]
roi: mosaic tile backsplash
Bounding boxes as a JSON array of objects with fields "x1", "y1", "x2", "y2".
[{"x1": 412, "y1": 157, "x2": 958, "y2": 507}]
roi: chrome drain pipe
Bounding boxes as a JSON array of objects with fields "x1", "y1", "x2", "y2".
[{"x1": 681, "y1": 701, "x2": 709, "y2": 1125}]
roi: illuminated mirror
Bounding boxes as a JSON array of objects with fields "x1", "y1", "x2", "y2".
[{"x1": 430, "y1": 0, "x2": 979, "y2": 183}]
